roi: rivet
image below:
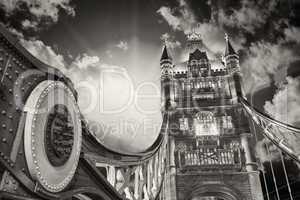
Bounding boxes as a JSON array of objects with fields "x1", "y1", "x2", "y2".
[
  {"x1": 8, "y1": 89, "x2": 12, "y2": 93},
  {"x1": 2, "y1": 124, "x2": 6, "y2": 129},
  {"x1": 1, "y1": 110, "x2": 6, "y2": 115},
  {"x1": 8, "y1": 128, "x2": 13, "y2": 133},
  {"x1": 8, "y1": 115, "x2": 13, "y2": 119}
]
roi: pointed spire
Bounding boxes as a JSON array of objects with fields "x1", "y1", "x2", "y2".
[
  {"x1": 161, "y1": 45, "x2": 171, "y2": 60},
  {"x1": 225, "y1": 33, "x2": 237, "y2": 56}
]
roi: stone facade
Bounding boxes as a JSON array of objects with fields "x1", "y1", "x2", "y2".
[{"x1": 161, "y1": 32, "x2": 264, "y2": 200}]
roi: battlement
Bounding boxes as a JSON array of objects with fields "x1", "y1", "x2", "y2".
[
  {"x1": 173, "y1": 70, "x2": 188, "y2": 78},
  {"x1": 171, "y1": 67, "x2": 227, "y2": 79},
  {"x1": 211, "y1": 68, "x2": 227, "y2": 76}
]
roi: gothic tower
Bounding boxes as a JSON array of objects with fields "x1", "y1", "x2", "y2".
[
  {"x1": 161, "y1": 33, "x2": 264, "y2": 200},
  {"x1": 160, "y1": 45, "x2": 174, "y2": 111}
]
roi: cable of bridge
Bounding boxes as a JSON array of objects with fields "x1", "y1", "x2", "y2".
[
  {"x1": 279, "y1": 150, "x2": 294, "y2": 200},
  {"x1": 240, "y1": 96, "x2": 299, "y2": 200},
  {"x1": 265, "y1": 143, "x2": 281, "y2": 200},
  {"x1": 252, "y1": 122, "x2": 270, "y2": 200}
]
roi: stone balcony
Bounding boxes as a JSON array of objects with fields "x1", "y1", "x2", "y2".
[{"x1": 177, "y1": 148, "x2": 243, "y2": 171}]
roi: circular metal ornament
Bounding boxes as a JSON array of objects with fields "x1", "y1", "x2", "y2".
[{"x1": 24, "y1": 80, "x2": 82, "y2": 193}]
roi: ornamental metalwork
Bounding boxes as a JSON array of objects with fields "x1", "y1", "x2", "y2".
[{"x1": 23, "y1": 80, "x2": 82, "y2": 193}]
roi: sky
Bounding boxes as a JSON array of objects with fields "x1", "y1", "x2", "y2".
[
  {"x1": 0, "y1": 0, "x2": 300, "y2": 155},
  {"x1": 1, "y1": 0, "x2": 300, "y2": 197}
]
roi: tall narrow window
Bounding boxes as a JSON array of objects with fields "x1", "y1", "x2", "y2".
[
  {"x1": 179, "y1": 117, "x2": 189, "y2": 131},
  {"x1": 194, "y1": 111, "x2": 219, "y2": 136}
]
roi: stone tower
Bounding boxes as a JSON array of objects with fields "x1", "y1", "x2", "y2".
[{"x1": 161, "y1": 33, "x2": 264, "y2": 200}]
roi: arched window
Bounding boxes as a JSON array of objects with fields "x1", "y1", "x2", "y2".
[{"x1": 194, "y1": 111, "x2": 219, "y2": 136}]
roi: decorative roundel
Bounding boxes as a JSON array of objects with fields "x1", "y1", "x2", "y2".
[{"x1": 24, "y1": 80, "x2": 82, "y2": 193}]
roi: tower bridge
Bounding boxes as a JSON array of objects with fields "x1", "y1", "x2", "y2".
[{"x1": 0, "y1": 25, "x2": 299, "y2": 200}]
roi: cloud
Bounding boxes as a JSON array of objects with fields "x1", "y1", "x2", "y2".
[
  {"x1": 284, "y1": 26, "x2": 300, "y2": 43},
  {"x1": 157, "y1": 0, "x2": 300, "y2": 91},
  {"x1": 160, "y1": 33, "x2": 181, "y2": 50},
  {"x1": 217, "y1": 0, "x2": 276, "y2": 34},
  {"x1": 7, "y1": 27, "x2": 24, "y2": 38},
  {"x1": 66, "y1": 54, "x2": 160, "y2": 152},
  {"x1": 256, "y1": 138, "x2": 281, "y2": 163},
  {"x1": 0, "y1": 0, "x2": 75, "y2": 30},
  {"x1": 157, "y1": 0, "x2": 246, "y2": 61},
  {"x1": 259, "y1": 77, "x2": 300, "y2": 166},
  {"x1": 264, "y1": 77, "x2": 300, "y2": 126},
  {"x1": 21, "y1": 19, "x2": 39, "y2": 30},
  {"x1": 157, "y1": 0, "x2": 196, "y2": 34},
  {"x1": 158, "y1": 0, "x2": 300, "y2": 163},
  {"x1": 8, "y1": 24, "x2": 159, "y2": 152},
  {"x1": 20, "y1": 38, "x2": 66, "y2": 70},
  {"x1": 241, "y1": 42, "x2": 298, "y2": 92},
  {"x1": 71, "y1": 53, "x2": 100, "y2": 70},
  {"x1": 116, "y1": 40, "x2": 129, "y2": 51},
  {"x1": 157, "y1": 7, "x2": 182, "y2": 31},
  {"x1": 105, "y1": 50, "x2": 113, "y2": 58}
]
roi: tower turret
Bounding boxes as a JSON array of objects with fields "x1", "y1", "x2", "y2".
[
  {"x1": 161, "y1": 45, "x2": 171, "y2": 62},
  {"x1": 223, "y1": 34, "x2": 246, "y2": 99},
  {"x1": 186, "y1": 31, "x2": 205, "y2": 53},
  {"x1": 160, "y1": 45, "x2": 174, "y2": 111},
  {"x1": 224, "y1": 34, "x2": 239, "y2": 72}
]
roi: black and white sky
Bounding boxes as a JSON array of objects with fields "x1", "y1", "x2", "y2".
[{"x1": 0, "y1": 0, "x2": 300, "y2": 154}]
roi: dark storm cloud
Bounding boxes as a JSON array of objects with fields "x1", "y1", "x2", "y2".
[
  {"x1": 157, "y1": 0, "x2": 300, "y2": 96},
  {"x1": 0, "y1": 0, "x2": 75, "y2": 32}
]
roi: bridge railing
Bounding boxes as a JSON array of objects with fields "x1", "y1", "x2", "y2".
[
  {"x1": 238, "y1": 96, "x2": 300, "y2": 200},
  {"x1": 178, "y1": 148, "x2": 242, "y2": 170},
  {"x1": 239, "y1": 96, "x2": 300, "y2": 163},
  {"x1": 82, "y1": 113, "x2": 170, "y2": 200}
]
